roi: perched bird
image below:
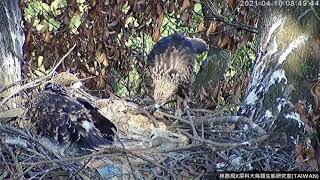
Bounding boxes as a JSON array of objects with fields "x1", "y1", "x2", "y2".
[
  {"x1": 145, "y1": 33, "x2": 208, "y2": 115},
  {"x1": 27, "y1": 73, "x2": 117, "y2": 151}
]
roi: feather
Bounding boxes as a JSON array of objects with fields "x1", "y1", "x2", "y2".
[
  {"x1": 146, "y1": 33, "x2": 208, "y2": 105},
  {"x1": 28, "y1": 82, "x2": 117, "y2": 150}
]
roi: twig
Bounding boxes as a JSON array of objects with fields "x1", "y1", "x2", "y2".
[
  {"x1": 0, "y1": 44, "x2": 76, "y2": 106},
  {"x1": 195, "y1": 115, "x2": 267, "y2": 135},
  {"x1": 181, "y1": 131, "x2": 269, "y2": 148},
  {"x1": 201, "y1": 0, "x2": 258, "y2": 34},
  {"x1": 113, "y1": 128, "x2": 140, "y2": 179},
  {"x1": 5, "y1": 143, "x2": 23, "y2": 177},
  {"x1": 155, "y1": 110, "x2": 193, "y2": 126},
  {"x1": 23, "y1": 153, "x2": 121, "y2": 166}
]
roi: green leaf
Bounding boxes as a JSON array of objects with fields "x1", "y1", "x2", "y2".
[
  {"x1": 77, "y1": 0, "x2": 86, "y2": 3},
  {"x1": 121, "y1": 2, "x2": 130, "y2": 14},
  {"x1": 47, "y1": 18, "x2": 61, "y2": 31},
  {"x1": 70, "y1": 15, "x2": 82, "y2": 34},
  {"x1": 194, "y1": 3, "x2": 202, "y2": 14},
  {"x1": 35, "y1": 56, "x2": 47, "y2": 77},
  {"x1": 24, "y1": 0, "x2": 50, "y2": 21},
  {"x1": 51, "y1": 0, "x2": 68, "y2": 16},
  {"x1": 33, "y1": 19, "x2": 47, "y2": 31}
]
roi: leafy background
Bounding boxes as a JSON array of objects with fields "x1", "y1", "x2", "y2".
[{"x1": 21, "y1": 0, "x2": 257, "y2": 108}]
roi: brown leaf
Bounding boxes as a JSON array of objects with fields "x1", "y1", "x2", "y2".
[
  {"x1": 95, "y1": 73, "x2": 106, "y2": 89},
  {"x1": 234, "y1": 82, "x2": 242, "y2": 98},
  {"x1": 43, "y1": 31, "x2": 52, "y2": 43},
  {"x1": 156, "y1": 11, "x2": 164, "y2": 27},
  {"x1": 237, "y1": 14, "x2": 244, "y2": 24},
  {"x1": 296, "y1": 144, "x2": 304, "y2": 165},
  {"x1": 198, "y1": 20, "x2": 205, "y2": 32},
  {"x1": 227, "y1": 36, "x2": 235, "y2": 49},
  {"x1": 218, "y1": 35, "x2": 231, "y2": 48},
  {"x1": 226, "y1": 0, "x2": 237, "y2": 9},
  {"x1": 92, "y1": 0, "x2": 97, "y2": 6},
  {"x1": 181, "y1": 0, "x2": 191, "y2": 12},
  {"x1": 206, "y1": 21, "x2": 217, "y2": 37},
  {"x1": 211, "y1": 82, "x2": 221, "y2": 100},
  {"x1": 242, "y1": 73, "x2": 250, "y2": 96},
  {"x1": 96, "y1": 51, "x2": 109, "y2": 67},
  {"x1": 152, "y1": 28, "x2": 161, "y2": 42},
  {"x1": 156, "y1": 4, "x2": 163, "y2": 16},
  {"x1": 199, "y1": 86, "x2": 208, "y2": 101},
  {"x1": 128, "y1": 0, "x2": 136, "y2": 6}
]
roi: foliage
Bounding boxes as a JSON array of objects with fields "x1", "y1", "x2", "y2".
[{"x1": 21, "y1": 0, "x2": 257, "y2": 100}]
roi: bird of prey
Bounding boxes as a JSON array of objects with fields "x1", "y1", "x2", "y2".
[
  {"x1": 145, "y1": 33, "x2": 208, "y2": 115},
  {"x1": 27, "y1": 72, "x2": 117, "y2": 151}
]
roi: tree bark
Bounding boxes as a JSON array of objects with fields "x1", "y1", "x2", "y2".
[
  {"x1": 241, "y1": 3, "x2": 320, "y2": 169},
  {"x1": 195, "y1": 47, "x2": 229, "y2": 89},
  {"x1": 0, "y1": 0, "x2": 24, "y2": 108}
]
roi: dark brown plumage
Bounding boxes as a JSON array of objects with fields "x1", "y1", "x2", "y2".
[
  {"x1": 28, "y1": 81, "x2": 117, "y2": 150},
  {"x1": 146, "y1": 33, "x2": 208, "y2": 112}
]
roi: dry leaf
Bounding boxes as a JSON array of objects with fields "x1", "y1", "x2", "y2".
[
  {"x1": 152, "y1": 28, "x2": 161, "y2": 42},
  {"x1": 181, "y1": 0, "x2": 191, "y2": 12},
  {"x1": 218, "y1": 35, "x2": 231, "y2": 48},
  {"x1": 43, "y1": 31, "x2": 52, "y2": 43},
  {"x1": 226, "y1": 0, "x2": 237, "y2": 9},
  {"x1": 198, "y1": 20, "x2": 205, "y2": 32},
  {"x1": 96, "y1": 51, "x2": 109, "y2": 67},
  {"x1": 157, "y1": 11, "x2": 164, "y2": 27},
  {"x1": 206, "y1": 21, "x2": 217, "y2": 37}
]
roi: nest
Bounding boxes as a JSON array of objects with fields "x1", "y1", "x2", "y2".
[
  {"x1": 0, "y1": 58, "x2": 317, "y2": 179},
  {"x1": 1, "y1": 102, "x2": 315, "y2": 178}
]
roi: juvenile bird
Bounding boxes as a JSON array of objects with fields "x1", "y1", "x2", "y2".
[
  {"x1": 146, "y1": 33, "x2": 208, "y2": 116},
  {"x1": 27, "y1": 72, "x2": 117, "y2": 151}
]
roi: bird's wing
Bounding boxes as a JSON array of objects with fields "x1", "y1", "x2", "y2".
[
  {"x1": 147, "y1": 34, "x2": 197, "y2": 84},
  {"x1": 76, "y1": 96, "x2": 117, "y2": 141},
  {"x1": 30, "y1": 90, "x2": 115, "y2": 150}
]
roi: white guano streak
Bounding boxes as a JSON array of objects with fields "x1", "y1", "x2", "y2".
[
  {"x1": 269, "y1": 69, "x2": 287, "y2": 86},
  {"x1": 278, "y1": 35, "x2": 309, "y2": 65},
  {"x1": 265, "y1": 18, "x2": 283, "y2": 46}
]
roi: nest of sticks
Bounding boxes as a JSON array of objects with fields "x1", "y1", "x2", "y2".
[
  {"x1": 0, "y1": 91, "x2": 315, "y2": 179},
  {"x1": 0, "y1": 48, "x2": 316, "y2": 180}
]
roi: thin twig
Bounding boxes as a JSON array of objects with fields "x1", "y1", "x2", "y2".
[{"x1": 0, "y1": 44, "x2": 76, "y2": 106}]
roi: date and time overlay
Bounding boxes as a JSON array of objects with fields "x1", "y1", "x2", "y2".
[{"x1": 240, "y1": 0, "x2": 319, "y2": 7}]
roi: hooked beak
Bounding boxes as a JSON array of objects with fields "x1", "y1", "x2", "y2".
[{"x1": 71, "y1": 81, "x2": 83, "y2": 89}]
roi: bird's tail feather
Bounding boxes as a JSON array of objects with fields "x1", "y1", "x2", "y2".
[{"x1": 80, "y1": 130, "x2": 113, "y2": 151}]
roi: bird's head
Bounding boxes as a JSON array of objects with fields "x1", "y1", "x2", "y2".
[
  {"x1": 153, "y1": 76, "x2": 178, "y2": 106},
  {"x1": 52, "y1": 72, "x2": 84, "y2": 89},
  {"x1": 44, "y1": 82, "x2": 69, "y2": 95}
]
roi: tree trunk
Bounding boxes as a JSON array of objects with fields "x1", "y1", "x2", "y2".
[
  {"x1": 0, "y1": 0, "x2": 24, "y2": 108},
  {"x1": 242, "y1": 3, "x2": 320, "y2": 169},
  {"x1": 195, "y1": 47, "x2": 229, "y2": 89}
]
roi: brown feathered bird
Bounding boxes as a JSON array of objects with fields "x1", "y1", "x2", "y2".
[
  {"x1": 146, "y1": 33, "x2": 208, "y2": 115},
  {"x1": 27, "y1": 73, "x2": 117, "y2": 151}
]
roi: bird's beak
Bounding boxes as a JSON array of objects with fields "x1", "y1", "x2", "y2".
[{"x1": 71, "y1": 81, "x2": 84, "y2": 89}]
